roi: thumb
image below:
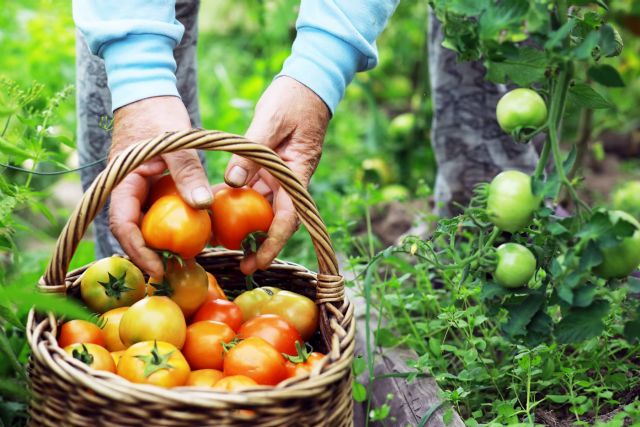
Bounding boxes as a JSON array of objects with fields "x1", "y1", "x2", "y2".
[
  {"x1": 162, "y1": 149, "x2": 212, "y2": 208},
  {"x1": 225, "y1": 114, "x2": 286, "y2": 187}
]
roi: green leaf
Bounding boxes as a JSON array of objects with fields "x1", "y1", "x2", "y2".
[
  {"x1": 447, "y1": 0, "x2": 490, "y2": 16},
  {"x1": 555, "y1": 299, "x2": 610, "y2": 343},
  {"x1": 0, "y1": 305, "x2": 24, "y2": 331},
  {"x1": 503, "y1": 293, "x2": 545, "y2": 338},
  {"x1": 478, "y1": 0, "x2": 529, "y2": 40},
  {"x1": 627, "y1": 276, "x2": 640, "y2": 294},
  {"x1": 545, "y1": 19, "x2": 577, "y2": 50},
  {"x1": 579, "y1": 241, "x2": 603, "y2": 271},
  {"x1": 375, "y1": 328, "x2": 399, "y2": 348},
  {"x1": 587, "y1": 65, "x2": 625, "y2": 88},
  {"x1": 0, "y1": 333, "x2": 26, "y2": 381},
  {"x1": 525, "y1": 311, "x2": 553, "y2": 346},
  {"x1": 623, "y1": 318, "x2": 640, "y2": 343},
  {"x1": 480, "y1": 282, "x2": 511, "y2": 300},
  {"x1": 0, "y1": 286, "x2": 93, "y2": 322},
  {"x1": 598, "y1": 24, "x2": 623, "y2": 58},
  {"x1": 352, "y1": 355, "x2": 366, "y2": 376},
  {"x1": 573, "y1": 284, "x2": 597, "y2": 307},
  {"x1": 352, "y1": 381, "x2": 367, "y2": 402},
  {"x1": 572, "y1": 30, "x2": 599, "y2": 60},
  {"x1": 0, "y1": 379, "x2": 30, "y2": 402},
  {"x1": 485, "y1": 47, "x2": 547, "y2": 86},
  {"x1": 568, "y1": 83, "x2": 613, "y2": 109}
]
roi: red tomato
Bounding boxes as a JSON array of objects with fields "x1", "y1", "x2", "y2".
[
  {"x1": 182, "y1": 321, "x2": 235, "y2": 370},
  {"x1": 147, "y1": 174, "x2": 179, "y2": 207},
  {"x1": 237, "y1": 314, "x2": 301, "y2": 356},
  {"x1": 206, "y1": 272, "x2": 227, "y2": 301},
  {"x1": 141, "y1": 194, "x2": 211, "y2": 259},
  {"x1": 58, "y1": 320, "x2": 105, "y2": 348},
  {"x1": 211, "y1": 187, "x2": 273, "y2": 250},
  {"x1": 286, "y1": 352, "x2": 326, "y2": 378},
  {"x1": 223, "y1": 337, "x2": 288, "y2": 386},
  {"x1": 191, "y1": 299, "x2": 243, "y2": 332}
]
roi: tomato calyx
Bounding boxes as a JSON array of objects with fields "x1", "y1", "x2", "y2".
[
  {"x1": 283, "y1": 341, "x2": 313, "y2": 364},
  {"x1": 221, "y1": 337, "x2": 241, "y2": 353},
  {"x1": 97, "y1": 272, "x2": 133, "y2": 299},
  {"x1": 134, "y1": 341, "x2": 175, "y2": 378},
  {"x1": 158, "y1": 251, "x2": 185, "y2": 271},
  {"x1": 71, "y1": 344, "x2": 95, "y2": 366},
  {"x1": 148, "y1": 278, "x2": 173, "y2": 297},
  {"x1": 241, "y1": 231, "x2": 268, "y2": 256}
]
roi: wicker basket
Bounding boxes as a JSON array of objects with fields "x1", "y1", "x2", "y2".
[{"x1": 26, "y1": 129, "x2": 355, "y2": 427}]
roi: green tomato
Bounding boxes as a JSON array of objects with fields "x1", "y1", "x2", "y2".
[
  {"x1": 494, "y1": 243, "x2": 537, "y2": 288},
  {"x1": 496, "y1": 88, "x2": 548, "y2": 133},
  {"x1": 80, "y1": 256, "x2": 146, "y2": 313},
  {"x1": 487, "y1": 170, "x2": 541, "y2": 233},
  {"x1": 612, "y1": 181, "x2": 640, "y2": 219},
  {"x1": 593, "y1": 210, "x2": 640, "y2": 279},
  {"x1": 389, "y1": 113, "x2": 416, "y2": 139}
]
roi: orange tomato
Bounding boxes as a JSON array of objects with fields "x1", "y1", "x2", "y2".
[
  {"x1": 223, "y1": 337, "x2": 287, "y2": 385},
  {"x1": 100, "y1": 307, "x2": 128, "y2": 351},
  {"x1": 147, "y1": 259, "x2": 208, "y2": 317},
  {"x1": 58, "y1": 320, "x2": 105, "y2": 348},
  {"x1": 192, "y1": 299, "x2": 243, "y2": 332},
  {"x1": 213, "y1": 375, "x2": 258, "y2": 391},
  {"x1": 185, "y1": 369, "x2": 224, "y2": 387},
  {"x1": 206, "y1": 272, "x2": 227, "y2": 301},
  {"x1": 211, "y1": 187, "x2": 273, "y2": 250},
  {"x1": 111, "y1": 350, "x2": 125, "y2": 366},
  {"x1": 117, "y1": 341, "x2": 190, "y2": 388},
  {"x1": 237, "y1": 314, "x2": 301, "y2": 356},
  {"x1": 119, "y1": 296, "x2": 187, "y2": 349},
  {"x1": 182, "y1": 321, "x2": 235, "y2": 370},
  {"x1": 141, "y1": 194, "x2": 211, "y2": 259},
  {"x1": 64, "y1": 343, "x2": 116, "y2": 373},
  {"x1": 286, "y1": 352, "x2": 326, "y2": 378},
  {"x1": 147, "y1": 174, "x2": 179, "y2": 208}
]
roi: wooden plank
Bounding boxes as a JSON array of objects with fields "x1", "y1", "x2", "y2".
[{"x1": 348, "y1": 289, "x2": 466, "y2": 427}]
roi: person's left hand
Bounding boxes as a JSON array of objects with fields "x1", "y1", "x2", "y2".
[{"x1": 222, "y1": 76, "x2": 330, "y2": 275}]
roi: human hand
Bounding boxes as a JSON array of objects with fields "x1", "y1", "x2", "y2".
[
  {"x1": 109, "y1": 96, "x2": 211, "y2": 277},
  {"x1": 223, "y1": 76, "x2": 331, "y2": 275}
]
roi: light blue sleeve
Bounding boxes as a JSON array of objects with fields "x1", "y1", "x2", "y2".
[
  {"x1": 279, "y1": 0, "x2": 400, "y2": 114},
  {"x1": 72, "y1": 0, "x2": 183, "y2": 111}
]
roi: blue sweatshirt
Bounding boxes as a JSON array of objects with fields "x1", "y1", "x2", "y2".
[{"x1": 72, "y1": 1, "x2": 399, "y2": 113}]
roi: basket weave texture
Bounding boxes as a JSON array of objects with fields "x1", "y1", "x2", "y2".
[{"x1": 26, "y1": 130, "x2": 355, "y2": 427}]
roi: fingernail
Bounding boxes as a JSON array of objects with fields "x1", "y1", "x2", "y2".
[
  {"x1": 227, "y1": 166, "x2": 248, "y2": 187},
  {"x1": 253, "y1": 179, "x2": 271, "y2": 196},
  {"x1": 191, "y1": 186, "x2": 213, "y2": 207}
]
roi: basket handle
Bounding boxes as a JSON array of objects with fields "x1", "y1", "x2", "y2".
[{"x1": 41, "y1": 130, "x2": 343, "y2": 302}]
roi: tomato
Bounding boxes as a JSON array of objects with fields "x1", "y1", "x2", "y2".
[
  {"x1": 238, "y1": 314, "x2": 301, "y2": 356},
  {"x1": 147, "y1": 174, "x2": 179, "y2": 207},
  {"x1": 182, "y1": 321, "x2": 235, "y2": 370},
  {"x1": 111, "y1": 350, "x2": 125, "y2": 366},
  {"x1": 80, "y1": 256, "x2": 145, "y2": 313},
  {"x1": 234, "y1": 287, "x2": 281, "y2": 321},
  {"x1": 213, "y1": 375, "x2": 258, "y2": 391},
  {"x1": 185, "y1": 369, "x2": 224, "y2": 387},
  {"x1": 58, "y1": 320, "x2": 105, "y2": 348},
  {"x1": 593, "y1": 210, "x2": 640, "y2": 279},
  {"x1": 258, "y1": 291, "x2": 319, "y2": 341},
  {"x1": 496, "y1": 88, "x2": 547, "y2": 133},
  {"x1": 494, "y1": 243, "x2": 537, "y2": 288},
  {"x1": 117, "y1": 341, "x2": 190, "y2": 388},
  {"x1": 487, "y1": 170, "x2": 540, "y2": 233},
  {"x1": 147, "y1": 259, "x2": 208, "y2": 317},
  {"x1": 286, "y1": 352, "x2": 325, "y2": 378},
  {"x1": 223, "y1": 337, "x2": 287, "y2": 385},
  {"x1": 100, "y1": 307, "x2": 128, "y2": 351},
  {"x1": 191, "y1": 299, "x2": 243, "y2": 332},
  {"x1": 64, "y1": 343, "x2": 116, "y2": 373},
  {"x1": 206, "y1": 272, "x2": 227, "y2": 301},
  {"x1": 612, "y1": 182, "x2": 640, "y2": 222},
  {"x1": 141, "y1": 194, "x2": 211, "y2": 259},
  {"x1": 119, "y1": 296, "x2": 186, "y2": 349},
  {"x1": 211, "y1": 187, "x2": 273, "y2": 250}
]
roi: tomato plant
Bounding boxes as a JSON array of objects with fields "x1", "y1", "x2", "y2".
[
  {"x1": 210, "y1": 187, "x2": 273, "y2": 250},
  {"x1": 119, "y1": 296, "x2": 187, "y2": 349},
  {"x1": 117, "y1": 341, "x2": 190, "y2": 388},
  {"x1": 181, "y1": 320, "x2": 235, "y2": 370},
  {"x1": 80, "y1": 256, "x2": 145, "y2": 313},
  {"x1": 223, "y1": 337, "x2": 288, "y2": 385},
  {"x1": 191, "y1": 299, "x2": 243, "y2": 332},
  {"x1": 58, "y1": 320, "x2": 105, "y2": 348},
  {"x1": 147, "y1": 259, "x2": 209, "y2": 317},
  {"x1": 64, "y1": 343, "x2": 116, "y2": 373},
  {"x1": 141, "y1": 194, "x2": 211, "y2": 259},
  {"x1": 238, "y1": 314, "x2": 302, "y2": 356}
]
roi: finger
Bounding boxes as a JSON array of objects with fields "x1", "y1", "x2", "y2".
[
  {"x1": 162, "y1": 149, "x2": 212, "y2": 208},
  {"x1": 254, "y1": 189, "x2": 299, "y2": 271},
  {"x1": 110, "y1": 173, "x2": 164, "y2": 277},
  {"x1": 239, "y1": 253, "x2": 258, "y2": 276}
]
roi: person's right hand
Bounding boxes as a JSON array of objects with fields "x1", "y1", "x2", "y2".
[{"x1": 108, "y1": 96, "x2": 211, "y2": 277}]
